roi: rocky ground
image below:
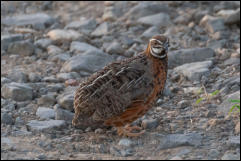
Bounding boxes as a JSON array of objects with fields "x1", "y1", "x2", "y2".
[{"x1": 1, "y1": 1, "x2": 240, "y2": 160}]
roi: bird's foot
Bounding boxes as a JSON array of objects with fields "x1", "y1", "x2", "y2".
[
  {"x1": 65, "y1": 79, "x2": 79, "y2": 86},
  {"x1": 117, "y1": 124, "x2": 145, "y2": 137}
]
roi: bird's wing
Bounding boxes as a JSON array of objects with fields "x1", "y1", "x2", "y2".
[{"x1": 74, "y1": 54, "x2": 155, "y2": 122}]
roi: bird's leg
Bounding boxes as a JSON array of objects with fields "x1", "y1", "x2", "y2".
[
  {"x1": 117, "y1": 124, "x2": 145, "y2": 137},
  {"x1": 65, "y1": 79, "x2": 79, "y2": 86}
]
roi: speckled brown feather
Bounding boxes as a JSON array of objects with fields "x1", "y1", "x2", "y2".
[{"x1": 72, "y1": 35, "x2": 168, "y2": 129}]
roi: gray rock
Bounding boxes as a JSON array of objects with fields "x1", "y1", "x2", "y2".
[
  {"x1": 47, "y1": 45, "x2": 63, "y2": 55},
  {"x1": 50, "y1": 53, "x2": 70, "y2": 63},
  {"x1": 218, "y1": 8, "x2": 240, "y2": 25},
  {"x1": 1, "y1": 82, "x2": 33, "y2": 101},
  {"x1": 7, "y1": 41, "x2": 34, "y2": 56},
  {"x1": 208, "y1": 149, "x2": 220, "y2": 159},
  {"x1": 224, "y1": 58, "x2": 240, "y2": 66},
  {"x1": 219, "y1": 91, "x2": 240, "y2": 115},
  {"x1": 61, "y1": 50, "x2": 114, "y2": 74},
  {"x1": 137, "y1": 12, "x2": 172, "y2": 27},
  {"x1": 34, "y1": 38, "x2": 52, "y2": 49},
  {"x1": 91, "y1": 22, "x2": 109, "y2": 37},
  {"x1": 141, "y1": 26, "x2": 160, "y2": 39},
  {"x1": 1, "y1": 77, "x2": 12, "y2": 85},
  {"x1": 37, "y1": 94, "x2": 56, "y2": 106},
  {"x1": 142, "y1": 119, "x2": 159, "y2": 129},
  {"x1": 26, "y1": 120, "x2": 66, "y2": 132},
  {"x1": 168, "y1": 48, "x2": 215, "y2": 69},
  {"x1": 54, "y1": 104, "x2": 74, "y2": 123},
  {"x1": 102, "y1": 6, "x2": 117, "y2": 21},
  {"x1": 106, "y1": 41, "x2": 124, "y2": 55},
  {"x1": 118, "y1": 138, "x2": 133, "y2": 147},
  {"x1": 1, "y1": 34, "x2": 23, "y2": 51},
  {"x1": 159, "y1": 133, "x2": 202, "y2": 149},
  {"x1": 70, "y1": 41, "x2": 99, "y2": 54},
  {"x1": 65, "y1": 18, "x2": 97, "y2": 34},
  {"x1": 47, "y1": 84, "x2": 64, "y2": 93},
  {"x1": 56, "y1": 72, "x2": 80, "y2": 82},
  {"x1": 200, "y1": 15, "x2": 226, "y2": 33},
  {"x1": 124, "y1": 2, "x2": 170, "y2": 20},
  {"x1": 207, "y1": 39, "x2": 227, "y2": 50},
  {"x1": 8, "y1": 70, "x2": 28, "y2": 83},
  {"x1": 42, "y1": 76, "x2": 59, "y2": 83},
  {"x1": 57, "y1": 93, "x2": 74, "y2": 111},
  {"x1": 227, "y1": 136, "x2": 240, "y2": 148},
  {"x1": 1, "y1": 112, "x2": 13, "y2": 125},
  {"x1": 15, "y1": 117, "x2": 24, "y2": 126},
  {"x1": 221, "y1": 152, "x2": 240, "y2": 160},
  {"x1": 110, "y1": 146, "x2": 133, "y2": 157},
  {"x1": 2, "y1": 13, "x2": 55, "y2": 30},
  {"x1": 47, "y1": 29, "x2": 81, "y2": 42},
  {"x1": 174, "y1": 61, "x2": 213, "y2": 81},
  {"x1": 177, "y1": 100, "x2": 190, "y2": 109},
  {"x1": 28, "y1": 73, "x2": 42, "y2": 82},
  {"x1": 36, "y1": 107, "x2": 56, "y2": 120}
]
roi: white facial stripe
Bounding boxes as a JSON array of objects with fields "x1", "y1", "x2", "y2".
[
  {"x1": 150, "y1": 47, "x2": 167, "y2": 59},
  {"x1": 149, "y1": 38, "x2": 163, "y2": 45},
  {"x1": 152, "y1": 47, "x2": 162, "y2": 54}
]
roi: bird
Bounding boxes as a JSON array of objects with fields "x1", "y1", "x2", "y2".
[{"x1": 70, "y1": 35, "x2": 169, "y2": 137}]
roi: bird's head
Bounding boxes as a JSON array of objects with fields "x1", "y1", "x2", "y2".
[{"x1": 147, "y1": 35, "x2": 169, "y2": 59}]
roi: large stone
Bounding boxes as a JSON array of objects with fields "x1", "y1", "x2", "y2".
[
  {"x1": 219, "y1": 91, "x2": 240, "y2": 115},
  {"x1": 1, "y1": 82, "x2": 33, "y2": 101},
  {"x1": 7, "y1": 41, "x2": 35, "y2": 56},
  {"x1": 218, "y1": 8, "x2": 240, "y2": 25},
  {"x1": 174, "y1": 61, "x2": 213, "y2": 81},
  {"x1": 36, "y1": 107, "x2": 56, "y2": 120},
  {"x1": 91, "y1": 22, "x2": 109, "y2": 37},
  {"x1": 200, "y1": 15, "x2": 226, "y2": 33},
  {"x1": 2, "y1": 13, "x2": 55, "y2": 30},
  {"x1": 26, "y1": 120, "x2": 66, "y2": 132},
  {"x1": 47, "y1": 29, "x2": 81, "y2": 42},
  {"x1": 70, "y1": 41, "x2": 99, "y2": 54},
  {"x1": 106, "y1": 41, "x2": 125, "y2": 55},
  {"x1": 141, "y1": 26, "x2": 160, "y2": 39},
  {"x1": 57, "y1": 93, "x2": 74, "y2": 111},
  {"x1": 8, "y1": 70, "x2": 28, "y2": 83},
  {"x1": 159, "y1": 133, "x2": 202, "y2": 149},
  {"x1": 65, "y1": 17, "x2": 97, "y2": 34},
  {"x1": 61, "y1": 50, "x2": 114, "y2": 75},
  {"x1": 54, "y1": 105, "x2": 74, "y2": 123},
  {"x1": 168, "y1": 48, "x2": 215, "y2": 69},
  {"x1": 137, "y1": 12, "x2": 172, "y2": 27},
  {"x1": 124, "y1": 2, "x2": 170, "y2": 20},
  {"x1": 1, "y1": 34, "x2": 23, "y2": 51}
]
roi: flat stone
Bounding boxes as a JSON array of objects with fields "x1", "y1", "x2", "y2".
[
  {"x1": 124, "y1": 2, "x2": 170, "y2": 20},
  {"x1": 34, "y1": 38, "x2": 52, "y2": 49},
  {"x1": 2, "y1": 13, "x2": 55, "y2": 30},
  {"x1": 61, "y1": 50, "x2": 114, "y2": 74},
  {"x1": 227, "y1": 136, "x2": 240, "y2": 148},
  {"x1": 7, "y1": 41, "x2": 35, "y2": 56},
  {"x1": 36, "y1": 107, "x2": 56, "y2": 120},
  {"x1": 200, "y1": 15, "x2": 226, "y2": 33},
  {"x1": 57, "y1": 93, "x2": 74, "y2": 111},
  {"x1": 91, "y1": 22, "x2": 109, "y2": 37},
  {"x1": 47, "y1": 29, "x2": 81, "y2": 42},
  {"x1": 219, "y1": 91, "x2": 240, "y2": 115},
  {"x1": 141, "y1": 119, "x2": 159, "y2": 129},
  {"x1": 141, "y1": 26, "x2": 160, "y2": 39},
  {"x1": 1, "y1": 34, "x2": 23, "y2": 51},
  {"x1": 168, "y1": 48, "x2": 215, "y2": 69},
  {"x1": 1, "y1": 82, "x2": 33, "y2": 101},
  {"x1": 218, "y1": 8, "x2": 240, "y2": 25},
  {"x1": 54, "y1": 104, "x2": 74, "y2": 123},
  {"x1": 56, "y1": 72, "x2": 80, "y2": 82},
  {"x1": 70, "y1": 41, "x2": 100, "y2": 54},
  {"x1": 118, "y1": 138, "x2": 133, "y2": 147},
  {"x1": 50, "y1": 53, "x2": 70, "y2": 63},
  {"x1": 1, "y1": 112, "x2": 13, "y2": 125},
  {"x1": 8, "y1": 70, "x2": 28, "y2": 83},
  {"x1": 224, "y1": 58, "x2": 240, "y2": 66},
  {"x1": 37, "y1": 94, "x2": 56, "y2": 106},
  {"x1": 174, "y1": 60, "x2": 213, "y2": 81},
  {"x1": 106, "y1": 41, "x2": 124, "y2": 55},
  {"x1": 137, "y1": 12, "x2": 172, "y2": 27},
  {"x1": 26, "y1": 120, "x2": 66, "y2": 132},
  {"x1": 47, "y1": 45, "x2": 63, "y2": 55},
  {"x1": 159, "y1": 133, "x2": 202, "y2": 149}
]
